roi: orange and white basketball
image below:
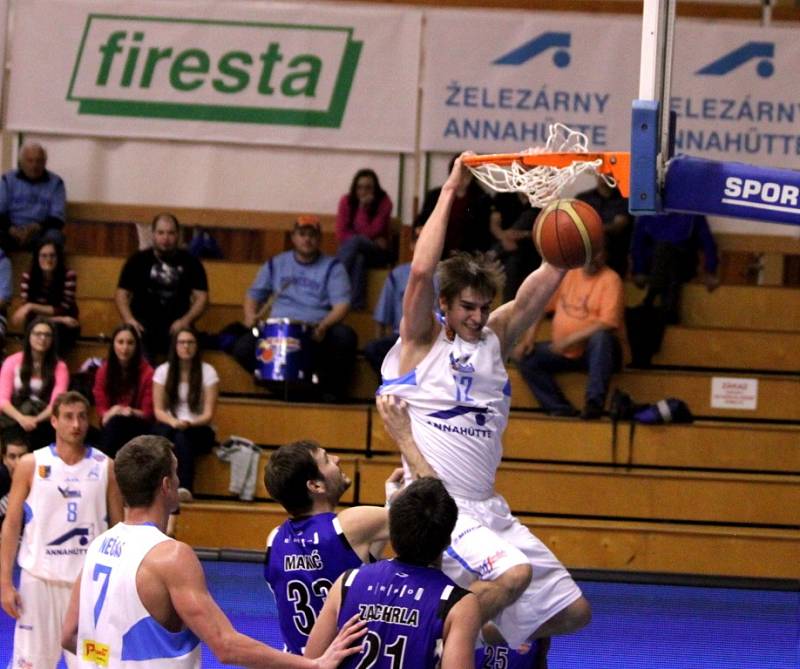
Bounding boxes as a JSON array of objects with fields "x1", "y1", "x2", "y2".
[{"x1": 533, "y1": 199, "x2": 604, "y2": 269}]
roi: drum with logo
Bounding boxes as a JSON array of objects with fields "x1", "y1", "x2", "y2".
[{"x1": 254, "y1": 319, "x2": 314, "y2": 383}]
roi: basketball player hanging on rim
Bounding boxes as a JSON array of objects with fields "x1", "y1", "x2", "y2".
[{"x1": 378, "y1": 154, "x2": 590, "y2": 667}]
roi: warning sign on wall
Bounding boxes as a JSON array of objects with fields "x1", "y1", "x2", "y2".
[{"x1": 710, "y1": 377, "x2": 759, "y2": 410}]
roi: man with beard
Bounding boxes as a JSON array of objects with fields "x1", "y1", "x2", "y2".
[
  {"x1": 263, "y1": 440, "x2": 402, "y2": 654},
  {"x1": 115, "y1": 213, "x2": 209, "y2": 361}
]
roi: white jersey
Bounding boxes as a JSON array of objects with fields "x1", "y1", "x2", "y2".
[
  {"x1": 78, "y1": 523, "x2": 201, "y2": 668},
  {"x1": 379, "y1": 323, "x2": 510, "y2": 499},
  {"x1": 18, "y1": 445, "x2": 110, "y2": 582}
]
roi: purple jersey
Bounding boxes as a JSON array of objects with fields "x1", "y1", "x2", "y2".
[
  {"x1": 337, "y1": 559, "x2": 470, "y2": 669},
  {"x1": 264, "y1": 512, "x2": 364, "y2": 653},
  {"x1": 475, "y1": 642, "x2": 539, "y2": 669}
]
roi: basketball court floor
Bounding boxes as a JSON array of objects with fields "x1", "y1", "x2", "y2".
[{"x1": 2, "y1": 560, "x2": 795, "y2": 669}]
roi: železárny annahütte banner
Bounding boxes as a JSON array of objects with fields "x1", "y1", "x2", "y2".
[{"x1": 420, "y1": 9, "x2": 800, "y2": 170}]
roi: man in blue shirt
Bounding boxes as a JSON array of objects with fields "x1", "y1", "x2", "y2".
[
  {"x1": 0, "y1": 143, "x2": 66, "y2": 250},
  {"x1": 232, "y1": 215, "x2": 357, "y2": 402}
]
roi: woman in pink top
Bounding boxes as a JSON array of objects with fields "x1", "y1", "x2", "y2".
[
  {"x1": 92, "y1": 324, "x2": 154, "y2": 457},
  {"x1": 0, "y1": 317, "x2": 69, "y2": 449},
  {"x1": 335, "y1": 169, "x2": 393, "y2": 309}
]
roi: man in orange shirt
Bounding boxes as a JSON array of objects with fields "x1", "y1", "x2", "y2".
[{"x1": 515, "y1": 251, "x2": 624, "y2": 419}]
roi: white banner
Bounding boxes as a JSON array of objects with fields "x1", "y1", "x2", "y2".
[
  {"x1": 670, "y1": 21, "x2": 800, "y2": 170},
  {"x1": 421, "y1": 10, "x2": 800, "y2": 170},
  {"x1": 420, "y1": 10, "x2": 641, "y2": 155},
  {"x1": 6, "y1": 0, "x2": 421, "y2": 151}
]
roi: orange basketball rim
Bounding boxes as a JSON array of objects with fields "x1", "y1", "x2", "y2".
[{"x1": 463, "y1": 151, "x2": 631, "y2": 197}]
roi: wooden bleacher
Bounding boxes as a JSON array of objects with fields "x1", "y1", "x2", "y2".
[{"x1": 12, "y1": 211, "x2": 798, "y2": 581}]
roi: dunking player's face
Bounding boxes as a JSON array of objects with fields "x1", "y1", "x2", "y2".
[
  {"x1": 440, "y1": 287, "x2": 493, "y2": 344},
  {"x1": 313, "y1": 448, "x2": 351, "y2": 504},
  {"x1": 52, "y1": 402, "x2": 89, "y2": 448}
]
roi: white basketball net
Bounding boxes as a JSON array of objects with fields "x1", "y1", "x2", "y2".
[{"x1": 468, "y1": 123, "x2": 614, "y2": 207}]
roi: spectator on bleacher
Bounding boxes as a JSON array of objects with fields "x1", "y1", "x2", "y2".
[
  {"x1": 415, "y1": 154, "x2": 493, "y2": 257},
  {"x1": 631, "y1": 212, "x2": 719, "y2": 324},
  {"x1": 92, "y1": 324, "x2": 154, "y2": 458},
  {"x1": 0, "y1": 317, "x2": 68, "y2": 449},
  {"x1": 11, "y1": 241, "x2": 79, "y2": 357},
  {"x1": 0, "y1": 428, "x2": 29, "y2": 527},
  {"x1": 488, "y1": 193, "x2": 543, "y2": 303},
  {"x1": 231, "y1": 215, "x2": 357, "y2": 403},
  {"x1": 576, "y1": 176, "x2": 633, "y2": 278},
  {"x1": 0, "y1": 143, "x2": 66, "y2": 252},
  {"x1": 335, "y1": 169, "x2": 393, "y2": 310},
  {"x1": 515, "y1": 250, "x2": 624, "y2": 420},
  {"x1": 152, "y1": 327, "x2": 218, "y2": 501},
  {"x1": 115, "y1": 213, "x2": 209, "y2": 362},
  {"x1": 0, "y1": 249, "x2": 12, "y2": 353},
  {"x1": 363, "y1": 225, "x2": 425, "y2": 376}
]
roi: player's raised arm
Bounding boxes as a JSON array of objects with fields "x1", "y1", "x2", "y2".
[
  {"x1": 401, "y1": 154, "x2": 473, "y2": 346},
  {"x1": 489, "y1": 262, "x2": 566, "y2": 359}
]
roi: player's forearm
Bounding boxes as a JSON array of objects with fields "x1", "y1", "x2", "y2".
[
  {"x1": 411, "y1": 185, "x2": 456, "y2": 276},
  {"x1": 0, "y1": 520, "x2": 20, "y2": 586},
  {"x1": 396, "y1": 435, "x2": 436, "y2": 479},
  {"x1": 213, "y1": 631, "x2": 317, "y2": 669}
]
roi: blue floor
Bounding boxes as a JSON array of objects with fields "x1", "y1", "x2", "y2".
[{"x1": 2, "y1": 561, "x2": 797, "y2": 668}]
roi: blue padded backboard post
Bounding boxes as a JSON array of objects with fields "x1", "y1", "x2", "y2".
[{"x1": 630, "y1": 100, "x2": 661, "y2": 215}]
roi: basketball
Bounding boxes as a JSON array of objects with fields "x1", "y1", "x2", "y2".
[{"x1": 532, "y1": 199, "x2": 604, "y2": 269}]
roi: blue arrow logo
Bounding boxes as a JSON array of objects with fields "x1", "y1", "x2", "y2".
[
  {"x1": 48, "y1": 527, "x2": 91, "y2": 546},
  {"x1": 696, "y1": 42, "x2": 775, "y2": 78},
  {"x1": 493, "y1": 32, "x2": 571, "y2": 68}
]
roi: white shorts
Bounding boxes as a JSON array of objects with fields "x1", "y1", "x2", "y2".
[
  {"x1": 12, "y1": 569, "x2": 79, "y2": 669},
  {"x1": 442, "y1": 493, "x2": 583, "y2": 648}
]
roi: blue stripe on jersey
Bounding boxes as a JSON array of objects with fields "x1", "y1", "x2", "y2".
[
  {"x1": 121, "y1": 617, "x2": 199, "y2": 660},
  {"x1": 377, "y1": 369, "x2": 417, "y2": 394},
  {"x1": 22, "y1": 501, "x2": 32, "y2": 525},
  {"x1": 503, "y1": 379, "x2": 512, "y2": 397},
  {"x1": 445, "y1": 546, "x2": 482, "y2": 577}
]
